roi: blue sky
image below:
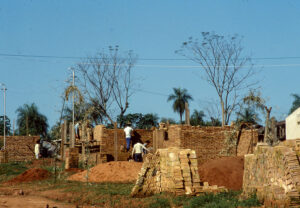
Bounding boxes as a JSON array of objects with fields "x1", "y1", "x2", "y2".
[{"x1": 1, "y1": 0, "x2": 300, "y2": 128}]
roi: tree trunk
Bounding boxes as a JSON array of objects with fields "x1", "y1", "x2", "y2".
[
  {"x1": 221, "y1": 100, "x2": 225, "y2": 127},
  {"x1": 180, "y1": 113, "x2": 183, "y2": 125},
  {"x1": 264, "y1": 107, "x2": 272, "y2": 143}
]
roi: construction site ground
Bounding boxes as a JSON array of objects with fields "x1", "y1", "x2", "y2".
[{"x1": 0, "y1": 158, "x2": 262, "y2": 208}]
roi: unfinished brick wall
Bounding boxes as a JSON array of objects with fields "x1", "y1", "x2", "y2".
[
  {"x1": 159, "y1": 125, "x2": 258, "y2": 165},
  {"x1": 93, "y1": 126, "x2": 153, "y2": 161},
  {"x1": 243, "y1": 140, "x2": 300, "y2": 207},
  {"x1": 0, "y1": 136, "x2": 39, "y2": 162}
]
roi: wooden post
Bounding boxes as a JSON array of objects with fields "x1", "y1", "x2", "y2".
[
  {"x1": 185, "y1": 102, "x2": 190, "y2": 125},
  {"x1": 114, "y1": 122, "x2": 118, "y2": 161},
  {"x1": 60, "y1": 122, "x2": 65, "y2": 160},
  {"x1": 70, "y1": 123, "x2": 75, "y2": 148}
]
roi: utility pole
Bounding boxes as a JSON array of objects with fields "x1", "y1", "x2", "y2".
[
  {"x1": 1, "y1": 84, "x2": 7, "y2": 150},
  {"x1": 72, "y1": 68, "x2": 75, "y2": 129}
]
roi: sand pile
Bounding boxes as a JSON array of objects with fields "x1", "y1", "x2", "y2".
[
  {"x1": 5, "y1": 168, "x2": 51, "y2": 183},
  {"x1": 198, "y1": 156, "x2": 244, "y2": 190},
  {"x1": 68, "y1": 161, "x2": 142, "y2": 183}
]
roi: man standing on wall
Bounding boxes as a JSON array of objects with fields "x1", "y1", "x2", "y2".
[{"x1": 124, "y1": 122, "x2": 133, "y2": 152}]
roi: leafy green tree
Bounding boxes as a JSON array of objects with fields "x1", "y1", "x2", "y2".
[
  {"x1": 167, "y1": 88, "x2": 193, "y2": 124},
  {"x1": 0, "y1": 115, "x2": 11, "y2": 135},
  {"x1": 190, "y1": 110, "x2": 205, "y2": 126},
  {"x1": 160, "y1": 117, "x2": 177, "y2": 124},
  {"x1": 205, "y1": 117, "x2": 222, "y2": 126},
  {"x1": 16, "y1": 103, "x2": 48, "y2": 137},
  {"x1": 236, "y1": 107, "x2": 260, "y2": 124},
  {"x1": 117, "y1": 113, "x2": 159, "y2": 129},
  {"x1": 136, "y1": 113, "x2": 159, "y2": 129},
  {"x1": 289, "y1": 94, "x2": 300, "y2": 114}
]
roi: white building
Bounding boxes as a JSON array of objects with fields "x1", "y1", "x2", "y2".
[{"x1": 286, "y1": 107, "x2": 300, "y2": 140}]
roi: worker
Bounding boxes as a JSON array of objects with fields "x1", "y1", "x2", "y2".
[
  {"x1": 143, "y1": 140, "x2": 151, "y2": 155},
  {"x1": 34, "y1": 140, "x2": 40, "y2": 159},
  {"x1": 132, "y1": 142, "x2": 148, "y2": 162},
  {"x1": 74, "y1": 121, "x2": 80, "y2": 139},
  {"x1": 124, "y1": 123, "x2": 133, "y2": 152}
]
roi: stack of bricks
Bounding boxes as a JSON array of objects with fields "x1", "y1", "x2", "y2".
[
  {"x1": 243, "y1": 140, "x2": 300, "y2": 207},
  {"x1": 131, "y1": 148, "x2": 227, "y2": 197},
  {"x1": 65, "y1": 148, "x2": 79, "y2": 169},
  {"x1": 0, "y1": 136, "x2": 39, "y2": 162},
  {"x1": 0, "y1": 150, "x2": 8, "y2": 163}
]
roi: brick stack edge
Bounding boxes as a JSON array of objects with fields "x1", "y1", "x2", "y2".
[
  {"x1": 131, "y1": 147, "x2": 227, "y2": 197},
  {"x1": 243, "y1": 139, "x2": 300, "y2": 207},
  {"x1": 0, "y1": 136, "x2": 39, "y2": 162}
]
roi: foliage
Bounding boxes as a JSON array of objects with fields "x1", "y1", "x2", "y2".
[
  {"x1": 0, "y1": 162, "x2": 28, "y2": 181},
  {"x1": 48, "y1": 122, "x2": 61, "y2": 141},
  {"x1": 177, "y1": 32, "x2": 255, "y2": 126},
  {"x1": 236, "y1": 107, "x2": 260, "y2": 124},
  {"x1": 160, "y1": 117, "x2": 177, "y2": 124},
  {"x1": 149, "y1": 196, "x2": 171, "y2": 208},
  {"x1": 167, "y1": 87, "x2": 193, "y2": 124},
  {"x1": 118, "y1": 113, "x2": 159, "y2": 129},
  {"x1": 184, "y1": 191, "x2": 261, "y2": 208},
  {"x1": 289, "y1": 93, "x2": 300, "y2": 114},
  {"x1": 190, "y1": 110, "x2": 205, "y2": 126},
  {"x1": 0, "y1": 115, "x2": 11, "y2": 135},
  {"x1": 16, "y1": 103, "x2": 48, "y2": 137},
  {"x1": 205, "y1": 117, "x2": 222, "y2": 126}
]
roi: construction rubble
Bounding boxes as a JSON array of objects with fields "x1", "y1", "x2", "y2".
[
  {"x1": 131, "y1": 147, "x2": 227, "y2": 197},
  {"x1": 243, "y1": 139, "x2": 300, "y2": 207}
]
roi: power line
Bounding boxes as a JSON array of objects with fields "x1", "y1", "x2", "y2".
[{"x1": 2, "y1": 52, "x2": 300, "y2": 61}]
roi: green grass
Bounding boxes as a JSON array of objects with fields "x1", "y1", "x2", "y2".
[
  {"x1": 0, "y1": 161, "x2": 29, "y2": 181},
  {"x1": 183, "y1": 191, "x2": 261, "y2": 208}
]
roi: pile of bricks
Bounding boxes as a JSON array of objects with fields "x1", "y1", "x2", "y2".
[
  {"x1": 65, "y1": 148, "x2": 79, "y2": 169},
  {"x1": 0, "y1": 150, "x2": 8, "y2": 163},
  {"x1": 131, "y1": 148, "x2": 226, "y2": 197},
  {"x1": 243, "y1": 140, "x2": 300, "y2": 207}
]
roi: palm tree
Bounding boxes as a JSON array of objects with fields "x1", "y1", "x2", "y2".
[
  {"x1": 289, "y1": 94, "x2": 300, "y2": 114},
  {"x1": 167, "y1": 88, "x2": 193, "y2": 124},
  {"x1": 16, "y1": 103, "x2": 48, "y2": 137},
  {"x1": 190, "y1": 110, "x2": 205, "y2": 126},
  {"x1": 236, "y1": 107, "x2": 260, "y2": 124}
]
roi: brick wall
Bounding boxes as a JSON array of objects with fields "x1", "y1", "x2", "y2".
[
  {"x1": 0, "y1": 136, "x2": 39, "y2": 162},
  {"x1": 92, "y1": 125, "x2": 258, "y2": 164},
  {"x1": 93, "y1": 126, "x2": 153, "y2": 161},
  {"x1": 163, "y1": 125, "x2": 258, "y2": 165}
]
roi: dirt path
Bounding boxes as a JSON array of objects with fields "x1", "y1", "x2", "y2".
[{"x1": 0, "y1": 195, "x2": 79, "y2": 208}]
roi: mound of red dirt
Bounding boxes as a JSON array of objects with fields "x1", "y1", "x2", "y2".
[
  {"x1": 198, "y1": 156, "x2": 244, "y2": 190},
  {"x1": 68, "y1": 161, "x2": 142, "y2": 183},
  {"x1": 6, "y1": 168, "x2": 51, "y2": 184}
]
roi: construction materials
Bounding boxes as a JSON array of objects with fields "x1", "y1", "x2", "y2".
[{"x1": 131, "y1": 148, "x2": 226, "y2": 197}]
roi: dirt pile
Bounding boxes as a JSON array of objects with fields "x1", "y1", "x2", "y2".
[
  {"x1": 5, "y1": 168, "x2": 51, "y2": 184},
  {"x1": 198, "y1": 156, "x2": 244, "y2": 190},
  {"x1": 68, "y1": 161, "x2": 142, "y2": 183}
]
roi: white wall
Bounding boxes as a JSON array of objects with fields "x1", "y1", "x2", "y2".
[{"x1": 286, "y1": 107, "x2": 300, "y2": 140}]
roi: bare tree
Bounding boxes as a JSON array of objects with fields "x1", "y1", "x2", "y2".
[
  {"x1": 176, "y1": 32, "x2": 255, "y2": 126},
  {"x1": 76, "y1": 46, "x2": 137, "y2": 125}
]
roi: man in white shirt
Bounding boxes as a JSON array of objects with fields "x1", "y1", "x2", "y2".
[
  {"x1": 132, "y1": 142, "x2": 148, "y2": 162},
  {"x1": 35, "y1": 140, "x2": 40, "y2": 159},
  {"x1": 124, "y1": 123, "x2": 133, "y2": 152}
]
